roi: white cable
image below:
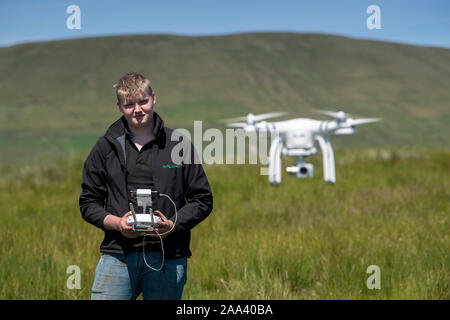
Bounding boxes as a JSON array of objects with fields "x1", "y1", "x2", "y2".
[
  {"x1": 141, "y1": 193, "x2": 178, "y2": 271},
  {"x1": 157, "y1": 194, "x2": 178, "y2": 236},
  {"x1": 142, "y1": 232, "x2": 164, "y2": 271}
]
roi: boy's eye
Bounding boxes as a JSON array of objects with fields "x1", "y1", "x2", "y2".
[{"x1": 139, "y1": 99, "x2": 149, "y2": 105}]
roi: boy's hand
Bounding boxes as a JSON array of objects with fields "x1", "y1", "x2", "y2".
[
  {"x1": 119, "y1": 211, "x2": 142, "y2": 238},
  {"x1": 144, "y1": 210, "x2": 176, "y2": 238},
  {"x1": 103, "y1": 212, "x2": 142, "y2": 238}
]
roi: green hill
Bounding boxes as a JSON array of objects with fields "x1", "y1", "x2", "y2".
[{"x1": 0, "y1": 33, "x2": 449, "y2": 163}]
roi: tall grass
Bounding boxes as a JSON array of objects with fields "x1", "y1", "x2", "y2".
[{"x1": 0, "y1": 148, "x2": 448, "y2": 299}]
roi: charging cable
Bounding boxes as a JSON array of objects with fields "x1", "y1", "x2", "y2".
[{"x1": 142, "y1": 193, "x2": 178, "y2": 271}]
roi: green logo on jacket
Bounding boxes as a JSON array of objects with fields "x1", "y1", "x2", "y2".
[{"x1": 162, "y1": 164, "x2": 182, "y2": 169}]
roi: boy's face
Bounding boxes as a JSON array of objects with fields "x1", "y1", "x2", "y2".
[{"x1": 117, "y1": 91, "x2": 156, "y2": 131}]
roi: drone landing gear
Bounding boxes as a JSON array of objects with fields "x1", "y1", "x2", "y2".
[
  {"x1": 268, "y1": 138, "x2": 318, "y2": 185},
  {"x1": 315, "y1": 135, "x2": 336, "y2": 184},
  {"x1": 268, "y1": 136, "x2": 336, "y2": 185},
  {"x1": 268, "y1": 136, "x2": 282, "y2": 186}
]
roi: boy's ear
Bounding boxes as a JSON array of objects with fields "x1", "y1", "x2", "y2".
[{"x1": 117, "y1": 101, "x2": 123, "y2": 113}]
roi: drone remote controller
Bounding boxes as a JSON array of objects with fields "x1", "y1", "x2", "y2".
[
  {"x1": 126, "y1": 214, "x2": 161, "y2": 231},
  {"x1": 127, "y1": 189, "x2": 162, "y2": 231}
]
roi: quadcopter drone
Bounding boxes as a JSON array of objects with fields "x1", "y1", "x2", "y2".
[{"x1": 222, "y1": 110, "x2": 381, "y2": 185}]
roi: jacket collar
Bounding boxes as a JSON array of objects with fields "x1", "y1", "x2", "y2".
[{"x1": 103, "y1": 112, "x2": 165, "y2": 167}]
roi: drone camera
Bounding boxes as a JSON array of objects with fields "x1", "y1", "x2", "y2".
[
  {"x1": 297, "y1": 163, "x2": 314, "y2": 178},
  {"x1": 286, "y1": 161, "x2": 314, "y2": 179}
]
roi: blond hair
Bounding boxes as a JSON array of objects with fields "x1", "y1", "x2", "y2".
[{"x1": 113, "y1": 72, "x2": 153, "y2": 105}]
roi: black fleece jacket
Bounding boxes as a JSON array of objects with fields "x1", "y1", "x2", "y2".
[{"x1": 79, "y1": 112, "x2": 213, "y2": 257}]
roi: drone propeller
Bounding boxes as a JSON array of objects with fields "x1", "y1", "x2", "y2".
[
  {"x1": 348, "y1": 118, "x2": 381, "y2": 126},
  {"x1": 226, "y1": 122, "x2": 247, "y2": 128},
  {"x1": 314, "y1": 109, "x2": 381, "y2": 125},
  {"x1": 220, "y1": 112, "x2": 287, "y2": 126},
  {"x1": 251, "y1": 112, "x2": 287, "y2": 122}
]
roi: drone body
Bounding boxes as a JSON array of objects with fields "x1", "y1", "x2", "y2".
[{"x1": 223, "y1": 110, "x2": 380, "y2": 185}]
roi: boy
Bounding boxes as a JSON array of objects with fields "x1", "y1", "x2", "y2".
[{"x1": 79, "y1": 72, "x2": 213, "y2": 299}]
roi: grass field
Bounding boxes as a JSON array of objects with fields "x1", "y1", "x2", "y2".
[{"x1": 0, "y1": 147, "x2": 448, "y2": 299}]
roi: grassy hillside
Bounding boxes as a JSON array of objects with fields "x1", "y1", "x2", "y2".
[
  {"x1": 0, "y1": 33, "x2": 449, "y2": 164},
  {"x1": 0, "y1": 148, "x2": 448, "y2": 299}
]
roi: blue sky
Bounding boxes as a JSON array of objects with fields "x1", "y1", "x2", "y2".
[{"x1": 0, "y1": 0, "x2": 449, "y2": 48}]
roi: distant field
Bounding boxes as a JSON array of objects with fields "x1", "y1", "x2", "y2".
[{"x1": 0, "y1": 148, "x2": 448, "y2": 299}]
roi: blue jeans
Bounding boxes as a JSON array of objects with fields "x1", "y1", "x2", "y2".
[{"x1": 91, "y1": 252, "x2": 187, "y2": 300}]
